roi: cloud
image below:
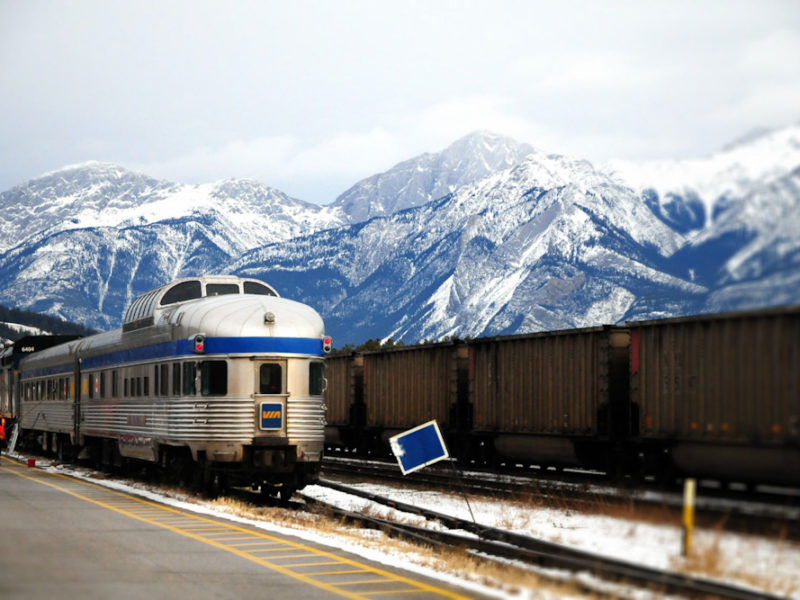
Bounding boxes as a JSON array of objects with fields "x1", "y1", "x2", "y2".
[
  {"x1": 135, "y1": 97, "x2": 551, "y2": 203},
  {"x1": 512, "y1": 51, "x2": 660, "y2": 93},
  {"x1": 741, "y1": 29, "x2": 800, "y2": 78},
  {"x1": 132, "y1": 135, "x2": 300, "y2": 185},
  {"x1": 708, "y1": 29, "x2": 800, "y2": 128}
]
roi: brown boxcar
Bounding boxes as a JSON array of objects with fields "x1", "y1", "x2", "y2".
[
  {"x1": 629, "y1": 306, "x2": 800, "y2": 485},
  {"x1": 468, "y1": 326, "x2": 631, "y2": 468},
  {"x1": 363, "y1": 342, "x2": 465, "y2": 434},
  {"x1": 323, "y1": 353, "x2": 363, "y2": 447}
]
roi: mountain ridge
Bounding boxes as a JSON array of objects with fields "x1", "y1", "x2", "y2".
[{"x1": 0, "y1": 125, "x2": 798, "y2": 344}]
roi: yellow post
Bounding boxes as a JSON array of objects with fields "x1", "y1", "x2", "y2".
[{"x1": 682, "y1": 478, "x2": 696, "y2": 556}]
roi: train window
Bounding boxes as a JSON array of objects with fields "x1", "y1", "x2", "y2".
[
  {"x1": 173, "y1": 363, "x2": 181, "y2": 395},
  {"x1": 309, "y1": 362, "x2": 325, "y2": 396},
  {"x1": 243, "y1": 281, "x2": 276, "y2": 296},
  {"x1": 144, "y1": 376, "x2": 149, "y2": 397},
  {"x1": 153, "y1": 366, "x2": 159, "y2": 397},
  {"x1": 201, "y1": 361, "x2": 227, "y2": 396},
  {"x1": 112, "y1": 371, "x2": 118, "y2": 397},
  {"x1": 124, "y1": 378, "x2": 129, "y2": 397},
  {"x1": 136, "y1": 377, "x2": 142, "y2": 397},
  {"x1": 88, "y1": 374, "x2": 94, "y2": 399},
  {"x1": 160, "y1": 364, "x2": 169, "y2": 396},
  {"x1": 206, "y1": 283, "x2": 240, "y2": 297},
  {"x1": 160, "y1": 280, "x2": 202, "y2": 306},
  {"x1": 183, "y1": 362, "x2": 196, "y2": 396},
  {"x1": 100, "y1": 372, "x2": 106, "y2": 399},
  {"x1": 259, "y1": 364, "x2": 282, "y2": 394}
]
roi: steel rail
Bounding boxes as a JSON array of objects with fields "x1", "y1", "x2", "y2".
[
  {"x1": 323, "y1": 453, "x2": 800, "y2": 506},
  {"x1": 311, "y1": 478, "x2": 783, "y2": 600},
  {"x1": 322, "y1": 457, "x2": 800, "y2": 537}
]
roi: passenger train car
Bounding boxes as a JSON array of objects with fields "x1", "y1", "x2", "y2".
[
  {"x1": 1, "y1": 335, "x2": 82, "y2": 434},
  {"x1": 5, "y1": 275, "x2": 331, "y2": 497}
]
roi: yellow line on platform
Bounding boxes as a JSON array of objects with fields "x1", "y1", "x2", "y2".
[{"x1": 0, "y1": 456, "x2": 469, "y2": 599}]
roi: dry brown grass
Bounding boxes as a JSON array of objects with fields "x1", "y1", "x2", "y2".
[
  {"x1": 205, "y1": 485, "x2": 800, "y2": 598},
  {"x1": 669, "y1": 522, "x2": 800, "y2": 598},
  {"x1": 201, "y1": 494, "x2": 632, "y2": 597}
]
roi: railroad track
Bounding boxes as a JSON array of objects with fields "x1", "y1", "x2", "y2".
[
  {"x1": 305, "y1": 478, "x2": 784, "y2": 600},
  {"x1": 322, "y1": 456, "x2": 800, "y2": 538}
]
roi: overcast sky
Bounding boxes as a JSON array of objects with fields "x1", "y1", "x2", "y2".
[{"x1": 2, "y1": 1, "x2": 799, "y2": 203}]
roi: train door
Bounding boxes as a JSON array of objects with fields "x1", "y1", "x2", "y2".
[{"x1": 254, "y1": 360, "x2": 287, "y2": 437}]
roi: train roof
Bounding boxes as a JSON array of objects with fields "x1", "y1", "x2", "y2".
[
  {"x1": 20, "y1": 292, "x2": 326, "y2": 372},
  {"x1": 0, "y1": 335, "x2": 83, "y2": 367},
  {"x1": 123, "y1": 275, "x2": 279, "y2": 332}
]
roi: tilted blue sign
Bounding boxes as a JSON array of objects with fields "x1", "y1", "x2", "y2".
[{"x1": 389, "y1": 420, "x2": 449, "y2": 475}]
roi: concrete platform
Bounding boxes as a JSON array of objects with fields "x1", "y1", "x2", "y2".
[{"x1": 0, "y1": 455, "x2": 476, "y2": 599}]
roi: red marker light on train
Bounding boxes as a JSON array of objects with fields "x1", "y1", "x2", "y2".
[
  {"x1": 193, "y1": 334, "x2": 206, "y2": 353},
  {"x1": 322, "y1": 337, "x2": 332, "y2": 353}
]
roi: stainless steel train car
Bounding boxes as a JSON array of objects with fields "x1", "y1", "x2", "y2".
[
  {"x1": 13, "y1": 275, "x2": 331, "y2": 497},
  {"x1": 1, "y1": 335, "x2": 82, "y2": 431}
]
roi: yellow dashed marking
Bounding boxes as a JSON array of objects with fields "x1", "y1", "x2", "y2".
[
  {"x1": 230, "y1": 541, "x2": 284, "y2": 548},
  {"x1": 1, "y1": 456, "x2": 469, "y2": 599},
  {"x1": 288, "y1": 561, "x2": 342, "y2": 568}
]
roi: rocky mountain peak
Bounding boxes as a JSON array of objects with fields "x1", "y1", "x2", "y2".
[{"x1": 330, "y1": 130, "x2": 534, "y2": 223}]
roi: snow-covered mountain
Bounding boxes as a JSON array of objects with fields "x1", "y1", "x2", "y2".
[
  {"x1": 330, "y1": 131, "x2": 534, "y2": 223},
  {"x1": 0, "y1": 162, "x2": 343, "y2": 254},
  {"x1": 0, "y1": 125, "x2": 798, "y2": 344},
  {"x1": 602, "y1": 124, "x2": 800, "y2": 234},
  {"x1": 229, "y1": 150, "x2": 706, "y2": 343}
]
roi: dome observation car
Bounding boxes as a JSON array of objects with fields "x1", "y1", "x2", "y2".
[{"x1": 123, "y1": 275, "x2": 278, "y2": 332}]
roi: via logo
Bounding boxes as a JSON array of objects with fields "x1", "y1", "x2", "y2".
[{"x1": 260, "y1": 403, "x2": 283, "y2": 430}]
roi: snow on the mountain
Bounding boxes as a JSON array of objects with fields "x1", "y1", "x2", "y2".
[
  {"x1": 0, "y1": 124, "x2": 798, "y2": 343},
  {"x1": 0, "y1": 163, "x2": 343, "y2": 254},
  {"x1": 332, "y1": 131, "x2": 534, "y2": 223},
  {"x1": 0, "y1": 322, "x2": 48, "y2": 336},
  {"x1": 603, "y1": 123, "x2": 800, "y2": 227}
]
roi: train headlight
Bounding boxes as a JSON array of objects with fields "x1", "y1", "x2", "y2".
[
  {"x1": 192, "y1": 334, "x2": 206, "y2": 354},
  {"x1": 322, "y1": 336, "x2": 332, "y2": 354}
]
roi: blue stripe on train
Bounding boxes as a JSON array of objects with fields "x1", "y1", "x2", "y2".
[{"x1": 20, "y1": 336, "x2": 324, "y2": 380}]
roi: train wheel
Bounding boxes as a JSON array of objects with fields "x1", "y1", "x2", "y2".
[
  {"x1": 278, "y1": 485, "x2": 296, "y2": 504},
  {"x1": 56, "y1": 435, "x2": 67, "y2": 462}
]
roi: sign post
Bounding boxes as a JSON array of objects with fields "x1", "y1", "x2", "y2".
[
  {"x1": 389, "y1": 420, "x2": 477, "y2": 527},
  {"x1": 682, "y1": 478, "x2": 696, "y2": 556}
]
